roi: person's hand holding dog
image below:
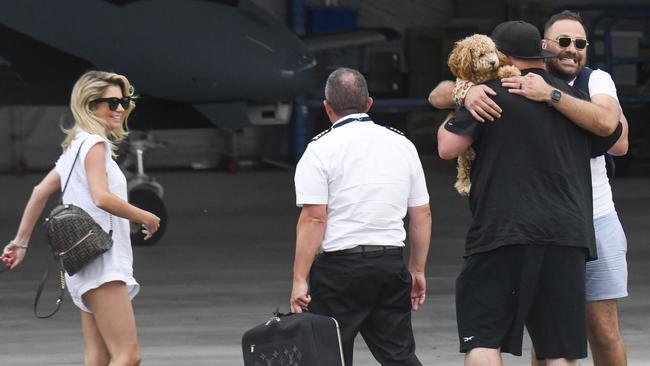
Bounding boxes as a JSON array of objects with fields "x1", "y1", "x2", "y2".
[{"x1": 464, "y1": 85, "x2": 502, "y2": 122}]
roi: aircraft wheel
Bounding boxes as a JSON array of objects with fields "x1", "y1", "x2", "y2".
[{"x1": 129, "y1": 188, "x2": 167, "y2": 246}]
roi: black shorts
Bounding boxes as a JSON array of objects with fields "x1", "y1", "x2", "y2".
[{"x1": 456, "y1": 244, "x2": 587, "y2": 360}]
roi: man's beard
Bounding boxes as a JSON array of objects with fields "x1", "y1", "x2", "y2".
[{"x1": 546, "y1": 57, "x2": 584, "y2": 81}]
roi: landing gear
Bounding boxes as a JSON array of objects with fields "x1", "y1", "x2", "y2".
[{"x1": 121, "y1": 131, "x2": 167, "y2": 246}]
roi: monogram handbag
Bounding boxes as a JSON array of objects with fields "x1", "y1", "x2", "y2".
[
  {"x1": 45, "y1": 203, "x2": 113, "y2": 276},
  {"x1": 35, "y1": 140, "x2": 114, "y2": 318},
  {"x1": 242, "y1": 311, "x2": 345, "y2": 366}
]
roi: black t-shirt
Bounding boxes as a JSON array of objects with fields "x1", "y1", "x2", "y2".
[{"x1": 446, "y1": 68, "x2": 622, "y2": 260}]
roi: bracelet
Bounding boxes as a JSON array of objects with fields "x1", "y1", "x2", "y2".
[
  {"x1": 452, "y1": 79, "x2": 475, "y2": 107},
  {"x1": 9, "y1": 241, "x2": 28, "y2": 250}
]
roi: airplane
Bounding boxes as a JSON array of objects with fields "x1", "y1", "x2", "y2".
[
  {"x1": 0, "y1": 0, "x2": 319, "y2": 129},
  {"x1": 0, "y1": 0, "x2": 320, "y2": 245}
]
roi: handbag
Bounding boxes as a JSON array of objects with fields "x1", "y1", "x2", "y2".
[
  {"x1": 45, "y1": 203, "x2": 113, "y2": 275},
  {"x1": 34, "y1": 140, "x2": 114, "y2": 318}
]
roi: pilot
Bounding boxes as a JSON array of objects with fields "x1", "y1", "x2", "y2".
[{"x1": 289, "y1": 67, "x2": 432, "y2": 365}]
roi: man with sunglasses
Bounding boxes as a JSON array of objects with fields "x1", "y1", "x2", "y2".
[
  {"x1": 522, "y1": 11, "x2": 629, "y2": 366},
  {"x1": 430, "y1": 11, "x2": 629, "y2": 366},
  {"x1": 436, "y1": 20, "x2": 622, "y2": 365},
  {"x1": 547, "y1": 34, "x2": 588, "y2": 50}
]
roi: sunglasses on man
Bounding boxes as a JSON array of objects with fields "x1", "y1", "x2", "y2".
[
  {"x1": 90, "y1": 96, "x2": 133, "y2": 111},
  {"x1": 546, "y1": 36, "x2": 589, "y2": 50}
]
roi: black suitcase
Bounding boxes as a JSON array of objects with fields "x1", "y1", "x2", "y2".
[{"x1": 242, "y1": 312, "x2": 345, "y2": 366}]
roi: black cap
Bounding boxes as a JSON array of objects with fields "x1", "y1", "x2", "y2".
[{"x1": 491, "y1": 20, "x2": 556, "y2": 59}]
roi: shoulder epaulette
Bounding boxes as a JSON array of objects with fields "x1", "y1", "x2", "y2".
[
  {"x1": 383, "y1": 125, "x2": 404, "y2": 136},
  {"x1": 311, "y1": 128, "x2": 331, "y2": 141}
]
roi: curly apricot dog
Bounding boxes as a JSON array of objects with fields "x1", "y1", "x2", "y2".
[{"x1": 447, "y1": 34, "x2": 520, "y2": 196}]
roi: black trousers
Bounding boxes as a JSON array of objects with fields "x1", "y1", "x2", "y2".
[{"x1": 309, "y1": 249, "x2": 421, "y2": 366}]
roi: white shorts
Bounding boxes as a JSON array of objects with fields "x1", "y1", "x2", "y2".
[{"x1": 586, "y1": 211, "x2": 628, "y2": 301}]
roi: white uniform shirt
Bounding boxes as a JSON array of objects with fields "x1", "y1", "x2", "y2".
[
  {"x1": 294, "y1": 113, "x2": 430, "y2": 252},
  {"x1": 55, "y1": 129, "x2": 139, "y2": 312},
  {"x1": 570, "y1": 69, "x2": 619, "y2": 219}
]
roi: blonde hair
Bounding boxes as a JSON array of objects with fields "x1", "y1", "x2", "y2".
[{"x1": 61, "y1": 70, "x2": 136, "y2": 153}]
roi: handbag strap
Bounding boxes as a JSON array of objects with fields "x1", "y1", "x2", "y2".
[
  {"x1": 33, "y1": 255, "x2": 66, "y2": 318},
  {"x1": 30, "y1": 141, "x2": 83, "y2": 319},
  {"x1": 59, "y1": 141, "x2": 86, "y2": 205},
  {"x1": 60, "y1": 139, "x2": 113, "y2": 235}
]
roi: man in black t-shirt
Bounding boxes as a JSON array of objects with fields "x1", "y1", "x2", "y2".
[{"x1": 437, "y1": 21, "x2": 622, "y2": 365}]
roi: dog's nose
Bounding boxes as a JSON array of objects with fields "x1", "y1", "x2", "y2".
[{"x1": 490, "y1": 60, "x2": 496, "y2": 66}]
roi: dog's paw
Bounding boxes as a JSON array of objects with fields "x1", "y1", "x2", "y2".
[
  {"x1": 497, "y1": 65, "x2": 521, "y2": 78},
  {"x1": 465, "y1": 147, "x2": 476, "y2": 161},
  {"x1": 454, "y1": 181, "x2": 471, "y2": 197}
]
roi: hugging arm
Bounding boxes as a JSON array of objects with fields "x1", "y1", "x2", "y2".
[
  {"x1": 437, "y1": 114, "x2": 474, "y2": 160},
  {"x1": 607, "y1": 112, "x2": 628, "y2": 156},
  {"x1": 428, "y1": 81, "x2": 456, "y2": 109},
  {"x1": 502, "y1": 73, "x2": 620, "y2": 136},
  {"x1": 429, "y1": 81, "x2": 501, "y2": 123}
]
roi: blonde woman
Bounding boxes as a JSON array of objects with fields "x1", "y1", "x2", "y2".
[{"x1": 2, "y1": 71, "x2": 160, "y2": 366}]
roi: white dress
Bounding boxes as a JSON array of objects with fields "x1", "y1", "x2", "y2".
[{"x1": 54, "y1": 129, "x2": 139, "y2": 313}]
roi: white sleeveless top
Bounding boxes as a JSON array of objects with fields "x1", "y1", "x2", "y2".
[
  {"x1": 54, "y1": 129, "x2": 139, "y2": 313},
  {"x1": 570, "y1": 69, "x2": 619, "y2": 219}
]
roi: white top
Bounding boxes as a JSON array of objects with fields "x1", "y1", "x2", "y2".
[
  {"x1": 294, "y1": 113, "x2": 430, "y2": 252},
  {"x1": 570, "y1": 69, "x2": 619, "y2": 219},
  {"x1": 54, "y1": 129, "x2": 139, "y2": 313}
]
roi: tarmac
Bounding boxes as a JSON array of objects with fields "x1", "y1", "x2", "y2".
[{"x1": 1, "y1": 155, "x2": 648, "y2": 365}]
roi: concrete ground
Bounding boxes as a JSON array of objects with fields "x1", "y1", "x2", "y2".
[{"x1": 1, "y1": 156, "x2": 648, "y2": 365}]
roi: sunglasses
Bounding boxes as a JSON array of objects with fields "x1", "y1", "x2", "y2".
[
  {"x1": 90, "y1": 97, "x2": 132, "y2": 111},
  {"x1": 547, "y1": 36, "x2": 589, "y2": 50}
]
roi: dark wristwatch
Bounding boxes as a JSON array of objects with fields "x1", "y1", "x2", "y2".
[{"x1": 550, "y1": 89, "x2": 562, "y2": 103}]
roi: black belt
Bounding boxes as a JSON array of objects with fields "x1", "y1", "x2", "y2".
[{"x1": 323, "y1": 245, "x2": 403, "y2": 257}]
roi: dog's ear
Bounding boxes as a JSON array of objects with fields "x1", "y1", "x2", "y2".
[
  {"x1": 497, "y1": 50, "x2": 508, "y2": 68},
  {"x1": 448, "y1": 41, "x2": 473, "y2": 80}
]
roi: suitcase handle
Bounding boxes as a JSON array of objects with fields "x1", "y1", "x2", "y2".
[{"x1": 263, "y1": 308, "x2": 305, "y2": 326}]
